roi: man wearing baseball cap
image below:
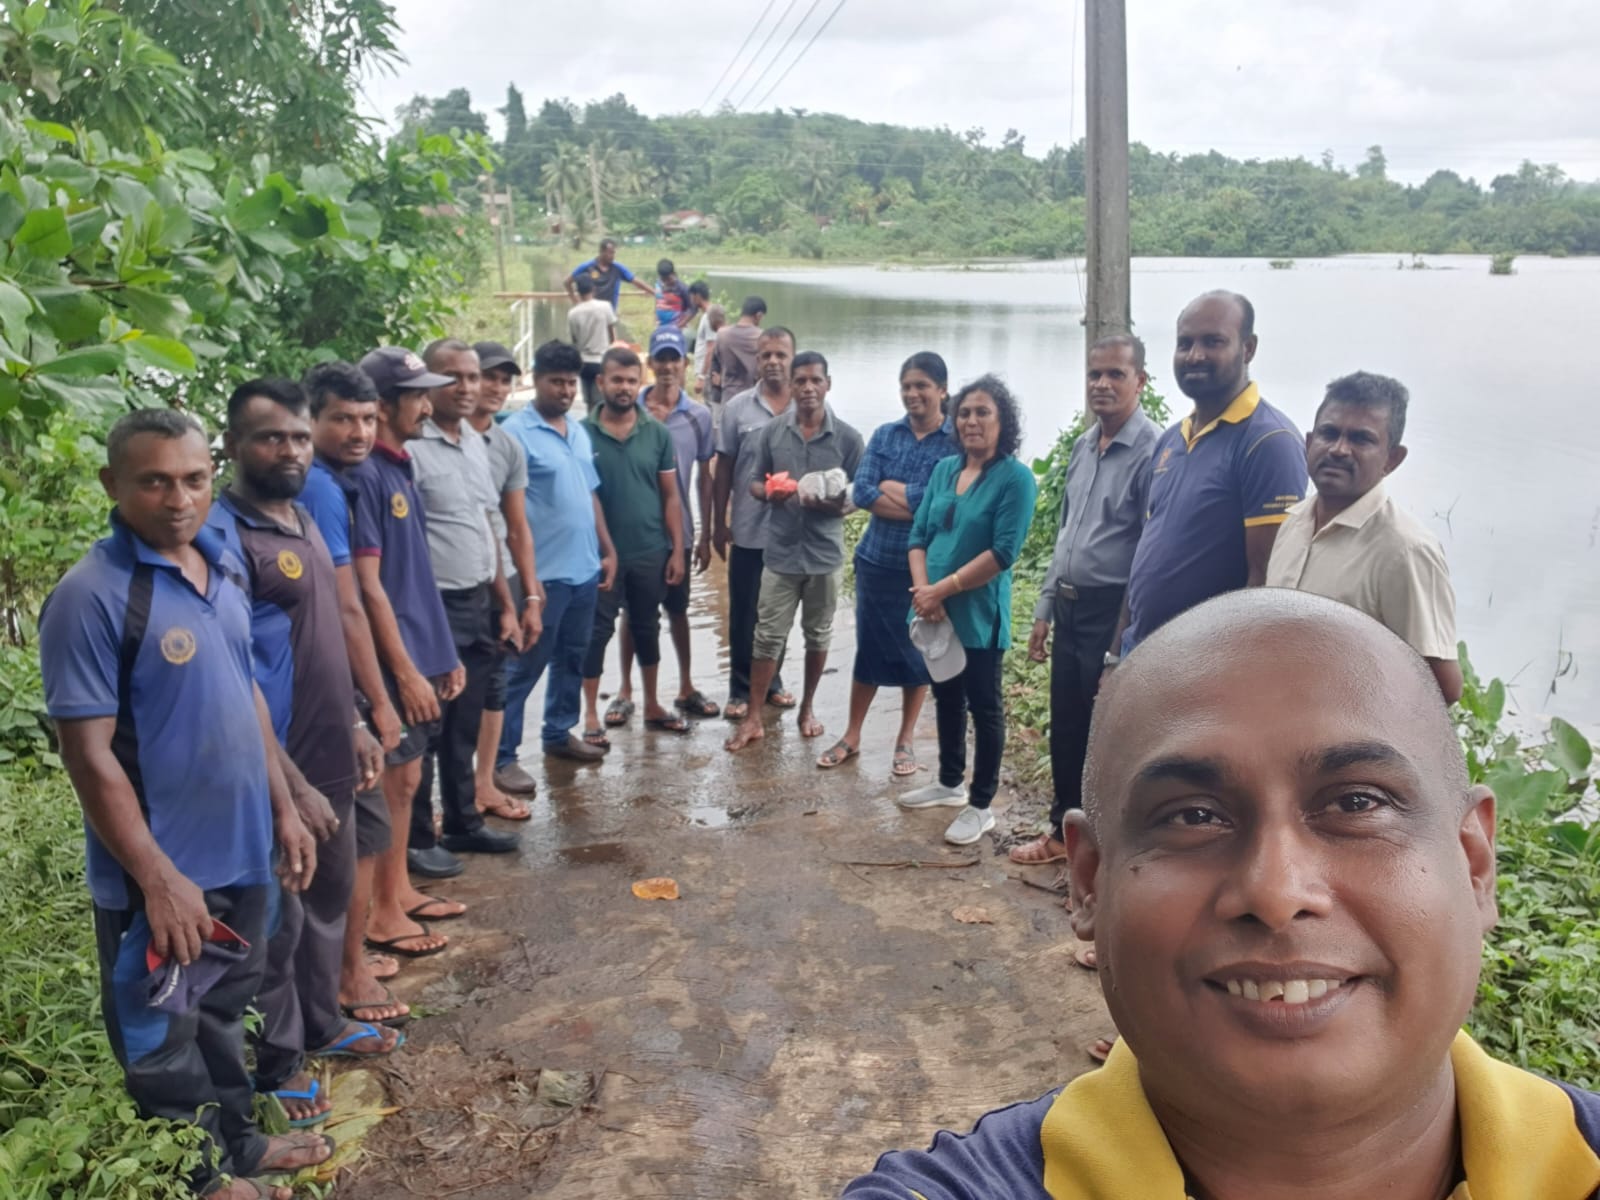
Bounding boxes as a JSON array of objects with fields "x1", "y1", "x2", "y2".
[
  {"x1": 612, "y1": 326, "x2": 719, "y2": 723},
  {"x1": 469, "y1": 342, "x2": 545, "y2": 815},
  {"x1": 347, "y1": 348, "x2": 469, "y2": 958}
]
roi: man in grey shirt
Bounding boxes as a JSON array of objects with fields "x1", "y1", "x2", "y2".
[
  {"x1": 407, "y1": 340, "x2": 522, "y2": 870},
  {"x1": 1011, "y1": 334, "x2": 1159, "y2": 867},
  {"x1": 713, "y1": 325, "x2": 796, "y2": 721},
  {"x1": 726, "y1": 351, "x2": 864, "y2": 753}
]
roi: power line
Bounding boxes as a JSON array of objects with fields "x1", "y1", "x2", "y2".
[
  {"x1": 731, "y1": 0, "x2": 829, "y2": 112},
  {"x1": 714, "y1": 0, "x2": 805, "y2": 114},
  {"x1": 697, "y1": 0, "x2": 780, "y2": 114},
  {"x1": 747, "y1": 0, "x2": 852, "y2": 113}
]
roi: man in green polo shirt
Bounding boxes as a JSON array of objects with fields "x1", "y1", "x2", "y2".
[{"x1": 579, "y1": 347, "x2": 686, "y2": 746}]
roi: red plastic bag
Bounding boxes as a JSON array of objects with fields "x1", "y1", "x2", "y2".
[{"x1": 765, "y1": 471, "x2": 798, "y2": 499}]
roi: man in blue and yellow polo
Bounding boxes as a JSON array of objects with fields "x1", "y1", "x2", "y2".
[
  {"x1": 40, "y1": 409, "x2": 329, "y2": 1199},
  {"x1": 845, "y1": 590, "x2": 1600, "y2": 1200},
  {"x1": 1116, "y1": 291, "x2": 1306, "y2": 656}
]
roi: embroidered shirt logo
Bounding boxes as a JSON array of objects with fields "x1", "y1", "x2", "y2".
[
  {"x1": 277, "y1": 550, "x2": 303, "y2": 580},
  {"x1": 390, "y1": 491, "x2": 410, "y2": 519},
  {"x1": 160, "y1": 627, "x2": 197, "y2": 665}
]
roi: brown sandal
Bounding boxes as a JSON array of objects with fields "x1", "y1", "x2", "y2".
[{"x1": 1008, "y1": 835, "x2": 1069, "y2": 865}]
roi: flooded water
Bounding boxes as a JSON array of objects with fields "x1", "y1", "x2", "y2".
[{"x1": 695, "y1": 255, "x2": 1598, "y2": 722}]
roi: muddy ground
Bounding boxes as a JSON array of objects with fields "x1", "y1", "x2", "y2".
[{"x1": 339, "y1": 566, "x2": 1111, "y2": 1199}]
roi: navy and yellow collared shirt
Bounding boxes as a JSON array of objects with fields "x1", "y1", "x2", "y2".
[
  {"x1": 843, "y1": 1033, "x2": 1600, "y2": 1199},
  {"x1": 1122, "y1": 383, "x2": 1306, "y2": 652},
  {"x1": 39, "y1": 513, "x2": 274, "y2": 909}
]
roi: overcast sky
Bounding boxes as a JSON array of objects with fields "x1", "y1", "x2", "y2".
[{"x1": 360, "y1": 0, "x2": 1600, "y2": 185}]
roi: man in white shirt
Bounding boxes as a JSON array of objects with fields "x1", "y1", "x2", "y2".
[
  {"x1": 566, "y1": 275, "x2": 616, "y2": 413},
  {"x1": 1266, "y1": 370, "x2": 1461, "y2": 703}
]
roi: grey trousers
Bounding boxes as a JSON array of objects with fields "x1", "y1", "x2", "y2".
[{"x1": 253, "y1": 787, "x2": 357, "y2": 1088}]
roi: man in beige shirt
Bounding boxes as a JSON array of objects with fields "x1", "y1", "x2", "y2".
[{"x1": 1266, "y1": 371, "x2": 1462, "y2": 702}]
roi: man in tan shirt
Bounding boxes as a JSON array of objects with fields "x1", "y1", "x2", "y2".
[{"x1": 1266, "y1": 371, "x2": 1462, "y2": 702}]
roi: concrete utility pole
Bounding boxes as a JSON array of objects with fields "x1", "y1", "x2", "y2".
[{"x1": 1084, "y1": 0, "x2": 1131, "y2": 394}]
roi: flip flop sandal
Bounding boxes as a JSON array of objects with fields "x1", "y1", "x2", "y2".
[
  {"x1": 1073, "y1": 943, "x2": 1097, "y2": 971},
  {"x1": 644, "y1": 714, "x2": 690, "y2": 734},
  {"x1": 364, "y1": 951, "x2": 399, "y2": 980},
  {"x1": 604, "y1": 697, "x2": 635, "y2": 727},
  {"x1": 267, "y1": 1078, "x2": 332, "y2": 1129},
  {"x1": 816, "y1": 739, "x2": 859, "y2": 769},
  {"x1": 582, "y1": 728, "x2": 612, "y2": 750},
  {"x1": 481, "y1": 796, "x2": 532, "y2": 821},
  {"x1": 674, "y1": 690, "x2": 721, "y2": 717},
  {"x1": 309, "y1": 1020, "x2": 405, "y2": 1060},
  {"x1": 341, "y1": 984, "x2": 411, "y2": 1029},
  {"x1": 365, "y1": 923, "x2": 446, "y2": 959},
  {"x1": 1087, "y1": 1037, "x2": 1114, "y2": 1064},
  {"x1": 252, "y1": 1131, "x2": 336, "y2": 1175},
  {"x1": 891, "y1": 744, "x2": 919, "y2": 777},
  {"x1": 723, "y1": 700, "x2": 750, "y2": 721},
  {"x1": 765, "y1": 690, "x2": 797, "y2": 710},
  {"x1": 216, "y1": 1180, "x2": 286, "y2": 1199},
  {"x1": 1008, "y1": 837, "x2": 1070, "y2": 865},
  {"x1": 404, "y1": 897, "x2": 465, "y2": 922}
]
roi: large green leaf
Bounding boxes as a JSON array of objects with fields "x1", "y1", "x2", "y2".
[
  {"x1": 32, "y1": 285, "x2": 106, "y2": 342},
  {"x1": 1547, "y1": 717, "x2": 1594, "y2": 783},
  {"x1": 13, "y1": 207, "x2": 71, "y2": 258},
  {"x1": 231, "y1": 185, "x2": 284, "y2": 232},
  {"x1": 33, "y1": 345, "x2": 125, "y2": 377},
  {"x1": 125, "y1": 335, "x2": 195, "y2": 374},
  {"x1": 0, "y1": 281, "x2": 32, "y2": 340},
  {"x1": 119, "y1": 286, "x2": 191, "y2": 338},
  {"x1": 1486, "y1": 762, "x2": 1567, "y2": 822}
]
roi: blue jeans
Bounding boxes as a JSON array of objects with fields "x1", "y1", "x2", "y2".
[{"x1": 498, "y1": 575, "x2": 599, "y2": 763}]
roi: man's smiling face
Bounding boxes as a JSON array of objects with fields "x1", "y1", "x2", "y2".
[{"x1": 1066, "y1": 592, "x2": 1497, "y2": 1124}]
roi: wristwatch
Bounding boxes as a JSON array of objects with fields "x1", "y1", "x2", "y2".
[{"x1": 1102, "y1": 652, "x2": 1121, "y2": 668}]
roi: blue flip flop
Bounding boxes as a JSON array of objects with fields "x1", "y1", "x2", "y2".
[
  {"x1": 269, "y1": 1077, "x2": 331, "y2": 1129},
  {"x1": 308, "y1": 1020, "x2": 406, "y2": 1060}
]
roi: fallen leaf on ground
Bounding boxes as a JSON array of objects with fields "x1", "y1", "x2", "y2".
[
  {"x1": 632, "y1": 877, "x2": 680, "y2": 900},
  {"x1": 951, "y1": 905, "x2": 993, "y2": 925}
]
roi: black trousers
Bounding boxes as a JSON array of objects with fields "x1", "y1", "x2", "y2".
[
  {"x1": 254, "y1": 787, "x2": 357, "y2": 1089},
  {"x1": 96, "y1": 883, "x2": 270, "y2": 1190},
  {"x1": 584, "y1": 551, "x2": 669, "y2": 677},
  {"x1": 727, "y1": 543, "x2": 785, "y2": 702},
  {"x1": 1048, "y1": 585, "x2": 1125, "y2": 832},
  {"x1": 410, "y1": 583, "x2": 495, "y2": 849},
  {"x1": 932, "y1": 647, "x2": 1006, "y2": 809}
]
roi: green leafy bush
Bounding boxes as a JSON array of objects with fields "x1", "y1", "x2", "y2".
[{"x1": 0, "y1": 771, "x2": 205, "y2": 1197}]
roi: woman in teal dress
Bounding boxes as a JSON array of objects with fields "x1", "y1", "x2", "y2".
[{"x1": 899, "y1": 375, "x2": 1038, "y2": 846}]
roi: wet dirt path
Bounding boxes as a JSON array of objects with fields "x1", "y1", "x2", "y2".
[{"x1": 341, "y1": 562, "x2": 1111, "y2": 1199}]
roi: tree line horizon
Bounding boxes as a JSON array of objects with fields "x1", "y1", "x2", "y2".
[{"x1": 401, "y1": 86, "x2": 1600, "y2": 260}]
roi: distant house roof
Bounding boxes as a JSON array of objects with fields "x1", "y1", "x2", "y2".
[{"x1": 661, "y1": 209, "x2": 716, "y2": 233}]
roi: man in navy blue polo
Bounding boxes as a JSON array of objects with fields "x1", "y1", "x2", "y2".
[
  {"x1": 349, "y1": 347, "x2": 468, "y2": 954},
  {"x1": 498, "y1": 340, "x2": 619, "y2": 772},
  {"x1": 40, "y1": 409, "x2": 329, "y2": 1199},
  {"x1": 211, "y1": 379, "x2": 402, "y2": 1129},
  {"x1": 1116, "y1": 291, "x2": 1307, "y2": 658},
  {"x1": 300, "y1": 361, "x2": 415, "y2": 1026}
]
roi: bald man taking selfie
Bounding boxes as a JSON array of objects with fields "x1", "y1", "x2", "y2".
[{"x1": 845, "y1": 589, "x2": 1600, "y2": 1200}]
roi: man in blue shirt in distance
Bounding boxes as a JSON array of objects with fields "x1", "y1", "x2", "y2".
[
  {"x1": 498, "y1": 340, "x2": 619, "y2": 773},
  {"x1": 39, "y1": 409, "x2": 329, "y2": 1199},
  {"x1": 1113, "y1": 291, "x2": 1306, "y2": 659},
  {"x1": 563, "y1": 237, "x2": 655, "y2": 311}
]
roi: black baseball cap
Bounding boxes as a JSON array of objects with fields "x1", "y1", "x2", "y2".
[
  {"x1": 474, "y1": 341, "x2": 522, "y2": 375},
  {"x1": 358, "y1": 346, "x2": 452, "y2": 397}
]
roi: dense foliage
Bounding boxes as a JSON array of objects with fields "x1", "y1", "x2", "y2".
[{"x1": 410, "y1": 88, "x2": 1600, "y2": 259}]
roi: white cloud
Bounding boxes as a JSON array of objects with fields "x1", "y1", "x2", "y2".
[{"x1": 359, "y1": 0, "x2": 1600, "y2": 183}]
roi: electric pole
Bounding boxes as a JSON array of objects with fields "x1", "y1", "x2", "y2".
[{"x1": 1084, "y1": 0, "x2": 1131, "y2": 399}]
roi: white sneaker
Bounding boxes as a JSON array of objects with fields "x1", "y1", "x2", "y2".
[
  {"x1": 944, "y1": 806, "x2": 996, "y2": 846},
  {"x1": 897, "y1": 781, "x2": 968, "y2": 810}
]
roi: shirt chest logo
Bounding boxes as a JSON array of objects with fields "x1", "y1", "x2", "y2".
[
  {"x1": 391, "y1": 491, "x2": 410, "y2": 519},
  {"x1": 160, "y1": 627, "x2": 197, "y2": 665},
  {"x1": 276, "y1": 549, "x2": 304, "y2": 581}
]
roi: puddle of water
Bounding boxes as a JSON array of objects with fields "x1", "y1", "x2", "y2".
[
  {"x1": 686, "y1": 803, "x2": 733, "y2": 829},
  {"x1": 556, "y1": 841, "x2": 635, "y2": 866}
]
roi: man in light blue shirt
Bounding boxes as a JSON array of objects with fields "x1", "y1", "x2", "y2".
[{"x1": 497, "y1": 341, "x2": 619, "y2": 773}]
